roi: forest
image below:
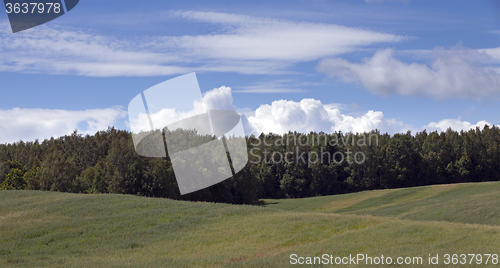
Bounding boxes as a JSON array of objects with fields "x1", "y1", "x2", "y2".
[{"x1": 1, "y1": 125, "x2": 499, "y2": 205}]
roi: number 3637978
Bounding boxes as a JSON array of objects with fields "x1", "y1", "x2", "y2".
[{"x1": 5, "y1": 3, "x2": 62, "y2": 14}]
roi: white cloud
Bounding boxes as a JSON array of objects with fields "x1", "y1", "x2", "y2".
[
  {"x1": 199, "y1": 86, "x2": 238, "y2": 111},
  {"x1": 424, "y1": 119, "x2": 491, "y2": 133},
  {"x1": 0, "y1": 11, "x2": 404, "y2": 76},
  {"x1": 197, "y1": 87, "x2": 498, "y2": 136},
  {"x1": 131, "y1": 85, "x2": 412, "y2": 137},
  {"x1": 0, "y1": 22, "x2": 190, "y2": 77},
  {"x1": 0, "y1": 107, "x2": 127, "y2": 144},
  {"x1": 2, "y1": 86, "x2": 493, "y2": 143},
  {"x1": 318, "y1": 48, "x2": 500, "y2": 99},
  {"x1": 478, "y1": 47, "x2": 500, "y2": 64},
  {"x1": 246, "y1": 98, "x2": 413, "y2": 135},
  {"x1": 167, "y1": 11, "x2": 405, "y2": 62},
  {"x1": 403, "y1": 45, "x2": 500, "y2": 64},
  {"x1": 130, "y1": 86, "x2": 239, "y2": 133}
]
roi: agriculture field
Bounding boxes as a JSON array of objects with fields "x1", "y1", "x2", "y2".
[{"x1": 2, "y1": 182, "x2": 500, "y2": 267}]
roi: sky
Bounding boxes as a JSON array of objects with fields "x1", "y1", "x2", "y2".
[{"x1": 0, "y1": 0, "x2": 499, "y2": 143}]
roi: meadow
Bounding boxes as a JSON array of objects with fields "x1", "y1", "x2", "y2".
[{"x1": 1, "y1": 181, "x2": 500, "y2": 267}]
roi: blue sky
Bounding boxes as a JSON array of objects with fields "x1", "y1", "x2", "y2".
[{"x1": 0, "y1": 0, "x2": 499, "y2": 143}]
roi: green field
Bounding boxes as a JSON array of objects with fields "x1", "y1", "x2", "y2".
[{"x1": 2, "y1": 182, "x2": 500, "y2": 267}]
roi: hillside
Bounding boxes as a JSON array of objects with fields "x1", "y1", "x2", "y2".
[
  {"x1": 265, "y1": 181, "x2": 500, "y2": 226},
  {"x1": 1, "y1": 182, "x2": 500, "y2": 267}
]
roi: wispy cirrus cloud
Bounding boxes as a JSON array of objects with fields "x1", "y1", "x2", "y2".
[
  {"x1": 0, "y1": 22, "x2": 189, "y2": 77},
  {"x1": 233, "y1": 79, "x2": 308, "y2": 93},
  {"x1": 0, "y1": 11, "x2": 405, "y2": 77},
  {"x1": 165, "y1": 11, "x2": 405, "y2": 62},
  {"x1": 400, "y1": 44, "x2": 500, "y2": 64},
  {"x1": 234, "y1": 87, "x2": 304, "y2": 94}
]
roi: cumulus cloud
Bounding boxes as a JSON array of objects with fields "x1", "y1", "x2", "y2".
[
  {"x1": 246, "y1": 98, "x2": 413, "y2": 135},
  {"x1": 2, "y1": 86, "x2": 493, "y2": 143},
  {"x1": 130, "y1": 85, "x2": 412, "y2": 137},
  {"x1": 478, "y1": 47, "x2": 500, "y2": 64},
  {"x1": 183, "y1": 87, "x2": 496, "y2": 136},
  {"x1": 199, "y1": 86, "x2": 237, "y2": 111},
  {"x1": 0, "y1": 11, "x2": 404, "y2": 76},
  {"x1": 200, "y1": 86, "x2": 414, "y2": 134},
  {"x1": 424, "y1": 119, "x2": 491, "y2": 133},
  {"x1": 130, "y1": 86, "x2": 239, "y2": 133},
  {"x1": 318, "y1": 48, "x2": 500, "y2": 99},
  {"x1": 0, "y1": 107, "x2": 127, "y2": 144}
]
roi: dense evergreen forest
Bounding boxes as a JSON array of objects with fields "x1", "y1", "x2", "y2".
[{"x1": 1, "y1": 125, "x2": 499, "y2": 204}]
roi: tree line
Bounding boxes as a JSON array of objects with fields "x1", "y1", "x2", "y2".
[{"x1": 1, "y1": 125, "x2": 499, "y2": 204}]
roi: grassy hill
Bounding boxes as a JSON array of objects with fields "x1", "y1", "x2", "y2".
[
  {"x1": 2, "y1": 182, "x2": 500, "y2": 267},
  {"x1": 265, "y1": 181, "x2": 500, "y2": 226}
]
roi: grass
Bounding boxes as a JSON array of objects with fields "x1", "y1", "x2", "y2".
[
  {"x1": 265, "y1": 181, "x2": 500, "y2": 225},
  {"x1": 1, "y1": 182, "x2": 500, "y2": 267}
]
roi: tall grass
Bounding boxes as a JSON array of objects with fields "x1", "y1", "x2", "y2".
[{"x1": 1, "y1": 182, "x2": 500, "y2": 267}]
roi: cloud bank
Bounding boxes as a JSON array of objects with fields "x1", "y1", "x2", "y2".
[
  {"x1": 246, "y1": 99, "x2": 413, "y2": 135},
  {"x1": 318, "y1": 48, "x2": 500, "y2": 99},
  {"x1": 141, "y1": 86, "x2": 496, "y2": 136},
  {"x1": 0, "y1": 107, "x2": 126, "y2": 144},
  {"x1": 424, "y1": 119, "x2": 491, "y2": 133},
  {"x1": 167, "y1": 11, "x2": 404, "y2": 62},
  {"x1": 1, "y1": 87, "x2": 494, "y2": 143},
  {"x1": 133, "y1": 86, "x2": 414, "y2": 136},
  {"x1": 0, "y1": 11, "x2": 404, "y2": 76}
]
